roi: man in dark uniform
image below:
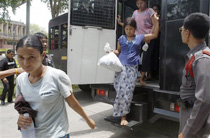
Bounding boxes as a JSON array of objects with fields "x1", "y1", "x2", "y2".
[
  {"x1": 34, "y1": 32, "x2": 55, "y2": 67},
  {"x1": 0, "y1": 50, "x2": 17, "y2": 105},
  {"x1": 178, "y1": 13, "x2": 210, "y2": 138}
]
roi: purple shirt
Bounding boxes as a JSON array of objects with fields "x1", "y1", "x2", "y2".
[
  {"x1": 118, "y1": 34, "x2": 144, "y2": 66},
  {"x1": 132, "y1": 8, "x2": 155, "y2": 35}
]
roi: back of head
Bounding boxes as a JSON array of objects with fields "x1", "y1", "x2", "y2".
[
  {"x1": 152, "y1": 4, "x2": 160, "y2": 14},
  {"x1": 183, "y1": 12, "x2": 210, "y2": 39},
  {"x1": 16, "y1": 35, "x2": 43, "y2": 54},
  {"x1": 124, "y1": 17, "x2": 136, "y2": 29},
  {"x1": 34, "y1": 32, "x2": 47, "y2": 40}
]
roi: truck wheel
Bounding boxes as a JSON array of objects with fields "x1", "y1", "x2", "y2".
[{"x1": 78, "y1": 85, "x2": 91, "y2": 92}]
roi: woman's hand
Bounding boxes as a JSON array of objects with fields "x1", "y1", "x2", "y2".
[
  {"x1": 117, "y1": 15, "x2": 124, "y2": 26},
  {"x1": 117, "y1": 15, "x2": 121, "y2": 23},
  {"x1": 86, "y1": 118, "x2": 96, "y2": 129},
  {"x1": 3, "y1": 78, "x2": 8, "y2": 83},
  {"x1": 17, "y1": 114, "x2": 33, "y2": 129},
  {"x1": 178, "y1": 132, "x2": 185, "y2": 138},
  {"x1": 66, "y1": 94, "x2": 95, "y2": 130},
  {"x1": 153, "y1": 13, "x2": 159, "y2": 24}
]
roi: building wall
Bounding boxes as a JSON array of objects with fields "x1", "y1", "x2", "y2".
[{"x1": 0, "y1": 21, "x2": 26, "y2": 49}]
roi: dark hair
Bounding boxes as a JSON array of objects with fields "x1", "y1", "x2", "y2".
[
  {"x1": 183, "y1": 12, "x2": 210, "y2": 39},
  {"x1": 152, "y1": 4, "x2": 160, "y2": 11},
  {"x1": 16, "y1": 35, "x2": 43, "y2": 54},
  {"x1": 124, "y1": 17, "x2": 136, "y2": 29},
  {"x1": 34, "y1": 32, "x2": 47, "y2": 39},
  {"x1": 7, "y1": 49, "x2": 14, "y2": 54}
]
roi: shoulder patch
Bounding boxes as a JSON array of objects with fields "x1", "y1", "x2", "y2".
[{"x1": 186, "y1": 47, "x2": 210, "y2": 78}]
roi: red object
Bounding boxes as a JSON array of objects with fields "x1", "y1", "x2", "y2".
[
  {"x1": 174, "y1": 103, "x2": 180, "y2": 112},
  {"x1": 97, "y1": 89, "x2": 106, "y2": 96},
  {"x1": 185, "y1": 50, "x2": 210, "y2": 78}
]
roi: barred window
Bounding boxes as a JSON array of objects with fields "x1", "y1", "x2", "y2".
[
  {"x1": 70, "y1": 0, "x2": 115, "y2": 29},
  {"x1": 167, "y1": 0, "x2": 200, "y2": 20}
]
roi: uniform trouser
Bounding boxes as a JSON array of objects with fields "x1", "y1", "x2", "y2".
[
  {"x1": 0, "y1": 77, "x2": 14, "y2": 102},
  {"x1": 141, "y1": 40, "x2": 155, "y2": 72},
  {"x1": 179, "y1": 107, "x2": 210, "y2": 138}
]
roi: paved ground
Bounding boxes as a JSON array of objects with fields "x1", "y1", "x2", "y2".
[{"x1": 0, "y1": 90, "x2": 180, "y2": 138}]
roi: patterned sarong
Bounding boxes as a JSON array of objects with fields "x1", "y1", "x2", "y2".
[{"x1": 113, "y1": 65, "x2": 138, "y2": 117}]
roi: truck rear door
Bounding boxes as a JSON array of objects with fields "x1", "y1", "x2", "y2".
[{"x1": 67, "y1": 0, "x2": 117, "y2": 85}]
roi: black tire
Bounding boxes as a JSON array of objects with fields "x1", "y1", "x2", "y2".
[{"x1": 78, "y1": 84, "x2": 91, "y2": 92}]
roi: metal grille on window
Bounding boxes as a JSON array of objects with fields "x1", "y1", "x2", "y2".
[
  {"x1": 71, "y1": 0, "x2": 115, "y2": 29},
  {"x1": 167, "y1": 0, "x2": 200, "y2": 20}
]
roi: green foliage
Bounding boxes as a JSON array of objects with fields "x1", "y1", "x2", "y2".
[
  {"x1": 72, "y1": 85, "x2": 79, "y2": 90},
  {"x1": 41, "y1": 0, "x2": 68, "y2": 18},
  {"x1": 0, "y1": 0, "x2": 68, "y2": 23},
  {"x1": 0, "y1": 0, "x2": 27, "y2": 23},
  {"x1": 30, "y1": 24, "x2": 47, "y2": 35}
]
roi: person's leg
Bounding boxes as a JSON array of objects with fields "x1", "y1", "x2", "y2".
[
  {"x1": 140, "y1": 42, "x2": 153, "y2": 85},
  {"x1": 7, "y1": 77, "x2": 14, "y2": 102},
  {"x1": 113, "y1": 66, "x2": 137, "y2": 126},
  {"x1": 140, "y1": 72, "x2": 146, "y2": 85},
  {"x1": 146, "y1": 40, "x2": 156, "y2": 80},
  {"x1": 150, "y1": 37, "x2": 160, "y2": 80},
  {"x1": 0, "y1": 80, "x2": 9, "y2": 105}
]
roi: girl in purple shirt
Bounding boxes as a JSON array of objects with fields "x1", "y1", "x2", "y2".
[
  {"x1": 118, "y1": 0, "x2": 156, "y2": 85},
  {"x1": 112, "y1": 16, "x2": 159, "y2": 126}
]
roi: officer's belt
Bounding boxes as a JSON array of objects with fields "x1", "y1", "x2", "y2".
[{"x1": 177, "y1": 98, "x2": 194, "y2": 109}]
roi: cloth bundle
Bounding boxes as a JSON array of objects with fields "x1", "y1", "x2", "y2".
[
  {"x1": 98, "y1": 43, "x2": 122, "y2": 72},
  {"x1": 14, "y1": 94, "x2": 37, "y2": 129}
]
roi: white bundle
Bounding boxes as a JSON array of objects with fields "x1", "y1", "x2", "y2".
[
  {"x1": 142, "y1": 43, "x2": 149, "y2": 51},
  {"x1": 98, "y1": 43, "x2": 122, "y2": 72},
  {"x1": 104, "y1": 42, "x2": 111, "y2": 52}
]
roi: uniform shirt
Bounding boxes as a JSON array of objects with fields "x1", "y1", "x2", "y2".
[
  {"x1": 0, "y1": 56, "x2": 17, "y2": 78},
  {"x1": 0, "y1": 56, "x2": 16, "y2": 71},
  {"x1": 16, "y1": 66, "x2": 72, "y2": 138},
  {"x1": 42, "y1": 54, "x2": 55, "y2": 67},
  {"x1": 180, "y1": 41, "x2": 210, "y2": 137},
  {"x1": 118, "y1": 34, "x2": 144, "y2": 66},
  {"x1": 132, "y1": 8, "x2": 155, "y2": 35}
]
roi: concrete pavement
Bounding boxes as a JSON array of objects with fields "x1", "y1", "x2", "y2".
[
  {"x1": 0, "y1": 90, "x2": 180, "y2": 138},
  {"x1": 0, "y1": 102, "x2": 21, "y2": 138},
  {"x1": 0, "y1": 90, "x2": 115, "y2": 138}
]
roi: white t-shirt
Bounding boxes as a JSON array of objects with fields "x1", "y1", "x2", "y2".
[{"x1": 16, "y1": 66, "x2": 72, "y2": 138}]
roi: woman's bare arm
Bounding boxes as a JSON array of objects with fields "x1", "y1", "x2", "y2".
[
  {"x1": 65, "y1": 93, "x2": 95, "y2": 129},
  {"x1": 0, "y1": 68, "x2": 24, "y2": 79}
]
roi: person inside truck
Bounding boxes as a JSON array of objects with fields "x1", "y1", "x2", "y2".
[
  {"x1": 150, "y1": 4, "x2": 161, "y2": 80},
  {"x1": 34, "y1": 32, "x2": 55, "y2": 67},
  {"x1": 117, "y1": 0, "x2": 157, "y2": 85},
  {"x1": 51, "y1": 34, "x2": 59, "y2": 49},
  {"x1": 112, "y1": 15, "x2": 159, "y2": 126},
  {"x1": 15, "y1": 35, "x2": 95, "y2": 137},
  {"x1": 178, "y1": 13, "x2": 210, "y2": 138}
]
